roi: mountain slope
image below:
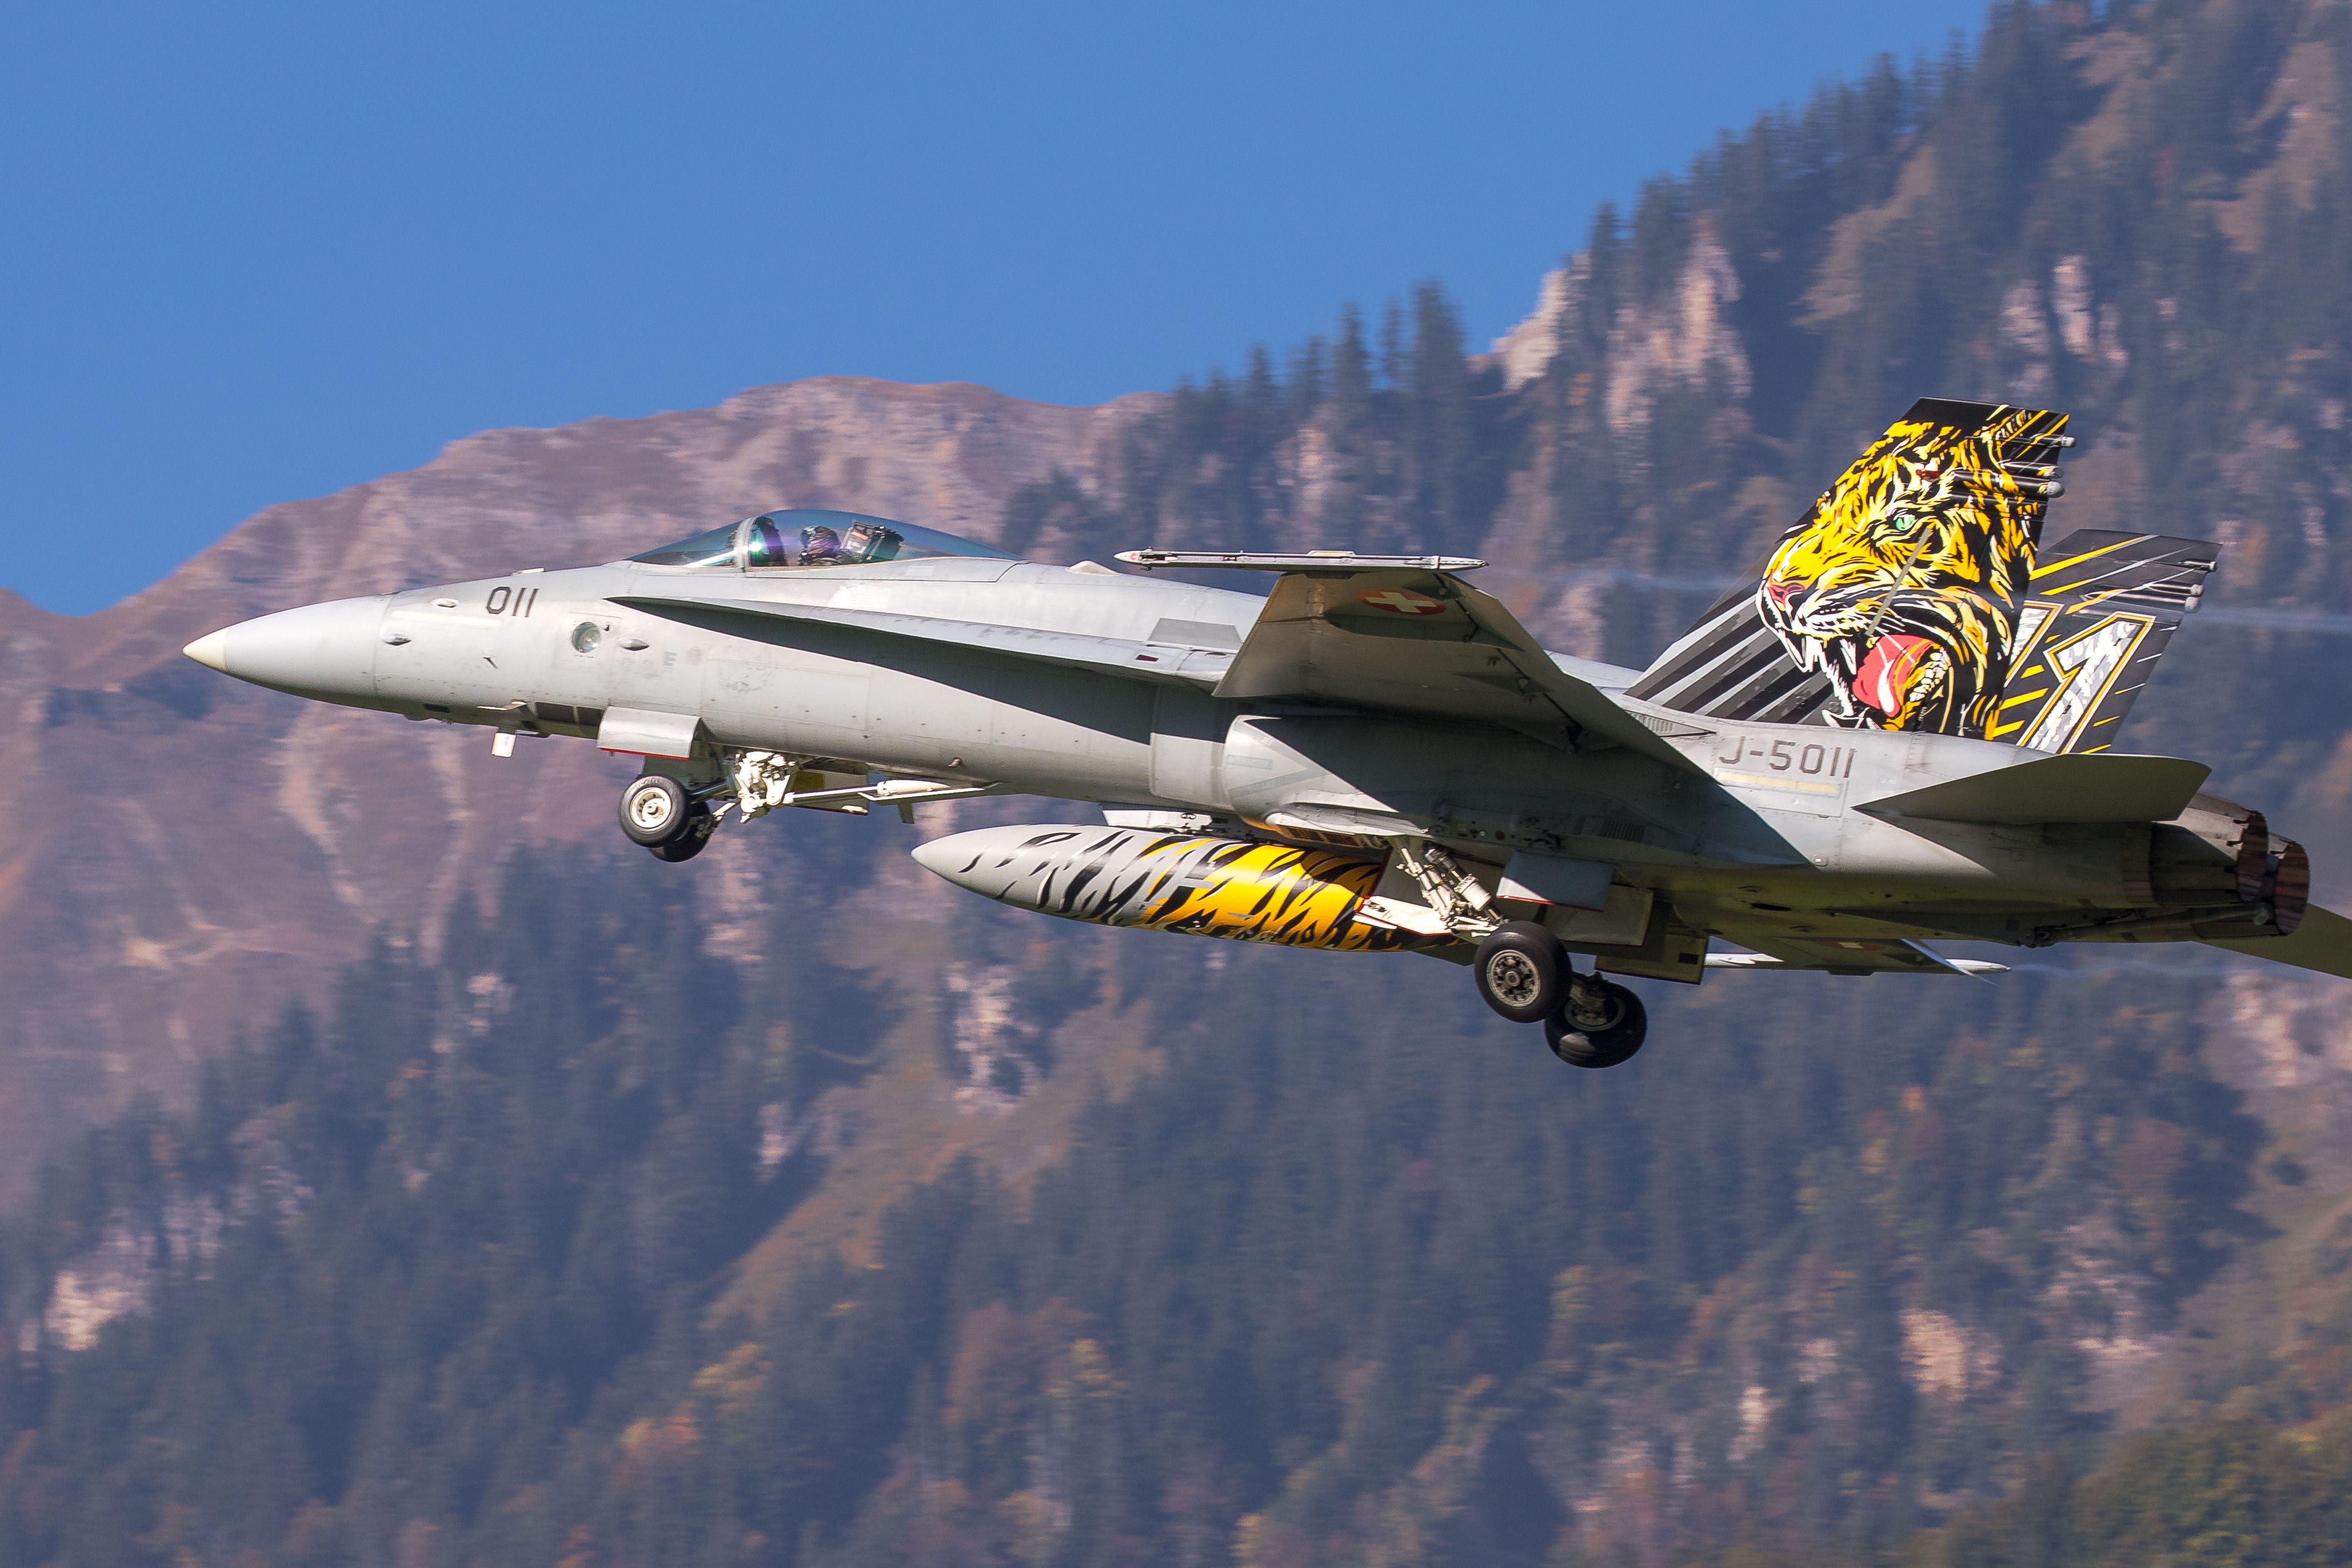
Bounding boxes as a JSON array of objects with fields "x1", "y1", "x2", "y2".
[{"x1": 0, "y1": 378, "x2": 1149, "y2": 1194}]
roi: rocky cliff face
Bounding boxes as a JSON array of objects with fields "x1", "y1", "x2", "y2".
[{"x1": 0, "y1": 378, "x2": 1151, "y2": 1194}]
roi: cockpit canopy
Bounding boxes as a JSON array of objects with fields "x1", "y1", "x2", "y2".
[{"x1": 630, "y1": 508, "x2": 1015, "y2": 571}]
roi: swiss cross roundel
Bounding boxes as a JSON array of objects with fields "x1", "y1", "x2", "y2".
[{"x1": 1355, "y1": 588, "x2": 1446, "y2": 616}]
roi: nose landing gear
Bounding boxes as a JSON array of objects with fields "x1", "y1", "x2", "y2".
[
  {"x1": 646, "y1": 812, "x2": 717, "y2": 861},
  {"x1": 619, "y1": 775, "x2": 715, "y2": 861},
  {"x1": 616, "y1": 753, "x2": 997, "y2": 865},
  {"x1": 1471, "y1": 920, "x2": 1647, "y2": 1068}
]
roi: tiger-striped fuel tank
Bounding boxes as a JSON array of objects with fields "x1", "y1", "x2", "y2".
[{"x1": 910, "y1": 824, "x2": 1443, "y2": 952}]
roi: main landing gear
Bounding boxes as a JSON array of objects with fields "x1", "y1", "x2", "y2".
[{"x1": 1472, "y1": 920, "x2": 1648, "y2": 1069}]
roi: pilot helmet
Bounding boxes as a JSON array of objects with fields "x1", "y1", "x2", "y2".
[{"x1": 746, "y1": 516, "x2": 787, "y2": 567}]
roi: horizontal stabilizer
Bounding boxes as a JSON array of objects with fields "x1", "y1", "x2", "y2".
[
  {"x1": 613, "y1": 596, "x2": 1233, "y2": 688},
  {"x1": 1860, "y1": 751, "x2": 2209, "y2": 825},
  {"x1": 1708, "y1": 939, "x2": 2007, "y2": 975},
  {"x1": 2200, "y1": 903, "x2": 2352, "y2": 981}
]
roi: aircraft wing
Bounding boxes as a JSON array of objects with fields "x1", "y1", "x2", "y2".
[
  {"x1": 2200, "y1": 903, "x2": 2352, "y2": 980},
  {"x1": 612, "y1": 596, "x2": 1236, "y2": 689},
  {"x1": 1859, "y1": 751, "x2": 2210, "y2": 824},
  {"x1": 1707, "y1": 938, "x2": 2007, "y2": 976},
  {"x1": 1117, "y1": 552, "x2": 1701, "y2": 770}
]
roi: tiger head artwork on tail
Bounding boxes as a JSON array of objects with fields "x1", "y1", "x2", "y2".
[
  {"x1": 1757, "y1": 404, "x2": 2063, "y2": 734},
  {"x1": 1625, "y1": 399, "x2": 2073, "y2": 739}
]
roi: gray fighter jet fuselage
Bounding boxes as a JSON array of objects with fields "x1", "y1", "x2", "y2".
[{"x1": 184, "y1": 401, "x2": 2352, "y2": 1067}]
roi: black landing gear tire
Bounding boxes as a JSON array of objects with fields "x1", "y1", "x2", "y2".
[
  {"x1": 620, "y1": 775, "x2": 695, "y2": 847},
  {"x1": 1474, "y1": 921, "x2": 1565, "y2": 1024},
  {"x1": 647, "y1": 809, "x2": 716, "y2": 862},
  {"x1": 1545, "y1": 978, "x2": 1647, "y2": 1069}
]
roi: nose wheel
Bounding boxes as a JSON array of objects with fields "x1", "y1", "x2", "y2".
[
  {"x1": 619, "y1": 774, "x2": 715, "y2": 862},
  {"x1": 646, "y1": 811, "x2": 716, "y2": 861}
]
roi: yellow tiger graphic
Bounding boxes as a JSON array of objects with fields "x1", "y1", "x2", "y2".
[
  {"x1": 939, "y1": 827, "x2": 1446, "y2": 951},
  {"x1": 1131, "y1": 837, "x2": 1428, "y2": 951},
  {"x1": 1757, "y1": 406, "x2": 2058, "y2": 736}
]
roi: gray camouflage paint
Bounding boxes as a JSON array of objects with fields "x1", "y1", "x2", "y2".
[{"x1": 181, "y1": 535, "x2": 2344, "y2": 981}]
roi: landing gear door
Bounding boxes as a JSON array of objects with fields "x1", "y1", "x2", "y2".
[
  {"x1": 1593, "y1": 898, "x2": 1708, "y2": 985},
  {"x1": 1149, "y1": 686, "x2": 1226, "y2": 810},
  {"x1": 1544, "y1": 884, "x2": 1656, "y2": 949}
]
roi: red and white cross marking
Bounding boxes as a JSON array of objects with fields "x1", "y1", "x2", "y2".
[{"x1": 1355, "y1": 588, "x2": 1447, "y2": 616}]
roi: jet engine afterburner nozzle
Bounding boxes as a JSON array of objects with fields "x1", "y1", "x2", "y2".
[
  {"x1": 2151, "y1": 795, "x2": 2308, "y2": 938},
  {"x1": 911, "y1": 823, "x2": 1448, "y2": 952}
]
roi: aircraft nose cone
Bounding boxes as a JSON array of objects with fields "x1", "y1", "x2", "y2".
[
  {"x1": 183, "y1": 595, "x2": 391, "y2": 702},
  {"x1": 181, "y1": 629, "x2": 229, "y2": 672}
]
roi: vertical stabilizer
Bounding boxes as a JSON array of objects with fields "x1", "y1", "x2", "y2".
[
  {"x1": 1626, "y1": 398, "x2": 2070, "y2": 736},
  {"x1": 1988, "y1": 530, "x2": 2217, "y2": 753}
]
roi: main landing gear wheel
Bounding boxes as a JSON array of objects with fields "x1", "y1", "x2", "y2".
[
  {"x1": 1473, "y1": 921, "x2": 1565, "y2": 1025},
  {"x1": 619, "y1": 775, "x2": 697, "y2": 847},
  {"x1": 1545, "y1": 978, "x2": 1647, "y2": 1069}
]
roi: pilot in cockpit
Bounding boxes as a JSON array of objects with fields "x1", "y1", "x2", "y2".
[
  {"x1": 633, "y1": 508, "x2": 1009, "y2": 572},
  {"x1": 746, "y1": 515, "x2": 789, "y2": 568},
  {"x1": 799, "y1": 524, "x2": 844, "y2": 565}
]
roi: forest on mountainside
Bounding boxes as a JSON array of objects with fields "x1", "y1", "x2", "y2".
[
  {"x1": 9, "y1": 0, "x2": 2352, "y2": 1563},
  {"x1": 0, "y1": 842, "x2": 2323, "y2": 1568}
]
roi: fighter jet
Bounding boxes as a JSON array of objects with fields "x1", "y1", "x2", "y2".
[{"x1": 184, "y1": 399, "x2": 2351, "y2": 1067}]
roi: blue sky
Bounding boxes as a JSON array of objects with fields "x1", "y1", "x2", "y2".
[{"x1": 3, "y1": 0, "x2": 1991, "y2": 614}]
